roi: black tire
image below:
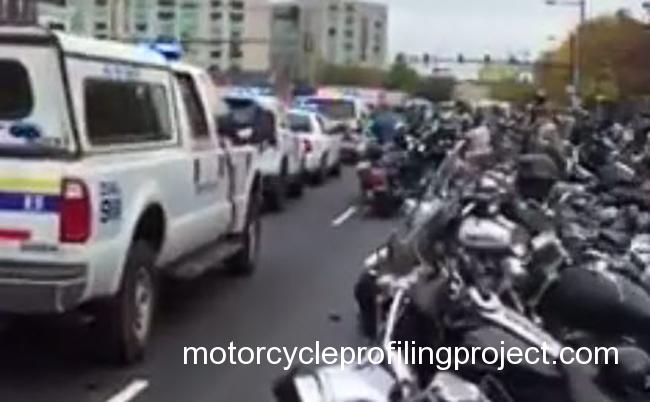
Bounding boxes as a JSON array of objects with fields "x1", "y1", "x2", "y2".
[
  {"x1": 287, "y1": 161, "x2": 305, "y2": 199},
  {"x1": 94, "y1": 241, "x2": 157, "y2": 365},
  {"x1": 266, "y1": 172, "x2": 286, "y2": 212},
  {"x1": 310, "y1": 156, "x2": 327, "y2": 186},
  {"x1": 228, "y1": 187, "x2": 262, "y2": 276},
  {"x1": 330, "y1": 160, "x2": 342, "y2": 177}
]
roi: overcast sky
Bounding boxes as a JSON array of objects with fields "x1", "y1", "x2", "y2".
[{"x1": 378, "y1": 0, "x2": 647, "y2": 60}]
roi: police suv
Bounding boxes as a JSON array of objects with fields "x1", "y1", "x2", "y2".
[{"x1": 0, "y1": 27, "x2": 262, "y2": 364}]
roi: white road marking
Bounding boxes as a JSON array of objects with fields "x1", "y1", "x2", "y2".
[
  {"x1": 332, "y1": 206, "x2": 358, "y2": 227},
  {"x1": 106, "y1": 379, "x2": 149, "y2": 402}
]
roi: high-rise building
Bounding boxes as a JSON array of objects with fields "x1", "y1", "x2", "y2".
[
  {"x1": 271, "y1": 0, "x2": 388, "y2": 83},
  {"x1": 301, "y1": 0, "x2": 388, "y2": 68},
  {"x1": 38, "y1": 0, "x2": 271, "y2": 72},
  {"x1": 270, "y1": 2, "x2": 302, "y2": 81}
]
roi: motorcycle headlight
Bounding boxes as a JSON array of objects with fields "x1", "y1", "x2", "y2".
[{"x1": 511, "y1": 242, "x2": 528, "y2": 258}]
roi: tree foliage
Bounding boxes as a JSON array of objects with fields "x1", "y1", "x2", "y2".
[
  {"x1": 537, "y1": 11, "x2": 650, "y2": 104},
  {"x1": 488, "y1": 80, "x2": 537, "y2": 105},
  {"x1": 385, "y1": 61, "x2": 421, "y2": 93},
  {"x1": 415, "y1": 77, "x2": 457, "y2": 102},
  {"x1": 315, "y1": 59, "x2": 456, "y2": 102},
  {"x1": 317, "y1": 64, "x2": 386, "y2": 88}
]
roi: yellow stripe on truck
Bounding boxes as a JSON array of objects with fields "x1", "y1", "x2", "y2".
[{"x1": 0, "y1": 177, "x2": 60, "y2": 195}]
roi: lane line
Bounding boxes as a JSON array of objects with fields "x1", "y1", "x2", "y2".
[
  {"x1": 331, "y1": 206, "x2": 358, "y2": 227},
  {"x1": 106, "y1": 379, "x2": 149, "y2": 402}
]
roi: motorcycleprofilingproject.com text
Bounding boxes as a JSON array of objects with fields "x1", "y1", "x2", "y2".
[{"x1": 183, "y1": 341, "x2": 619, "y2": 372}]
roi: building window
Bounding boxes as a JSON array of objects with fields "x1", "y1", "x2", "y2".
[
  {"x1": 231, "y1": 30, "x2": 242, "y2": 39},
  {"x1": 211, "y1": 12, "x2": 222, "y2": 20},
  {"x1": 95, "y1": 34, "x2": 108, "y2": 39},
  {"x1": 95, "y1": 0, "x2": 108, "y2": 6},
  {"x1": 158, "y1": 11, "x2": 175, "y2": 20},
  {"x1": 48, "y1": 22, "x2": 65, "y2": 31},
  {"x1": 373, "y1": 45, "x2": 381, "y2": 54},
  {"x1": 158, "y1": 0, "x2": 175, "y2": 6},
  {"x1": 136, "y1": 23, "x2": 148, "y2": 32},
  {"x1": 212, "y1": 1, "x2": 222, "y2": 6},
  {"x1": 95, "y1": 22, "x2": 107, "y2": 30},
  {"x1": 231, "y1": 1, "x2": 244, "y2": 10},
  {"x1": 345, "y1": 3, "x2": 355, "y2": 12},
  {"x1": 211, "y1": 50, "x2": 222, "y2": 59},
  {"x1": 344, "y1": 43, "x2": 354, "y2": 51},
  {"x1": 230, "y1": 12, "x2": 244, "y2": 23},
  {"x1": 329, "y1": 4, "x2": 338, "y2": 12},
  {"x1": 345, "y1": 16, "x2": 354, "y2": 25},
  {"x1": 375, "y1": 20, "x2": 383, "y2": 29},
  {"x1": 230, "y1": 43, "x2": 243, "y2": 58}
]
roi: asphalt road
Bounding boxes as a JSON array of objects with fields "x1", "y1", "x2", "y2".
[{"x1": 0, "y1": 169, "x2": 398, "y2": 402}]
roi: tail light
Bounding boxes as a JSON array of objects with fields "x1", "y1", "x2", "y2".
[
  {"x1": 367, "y1": 168, "x2": 388, "y2": 190},
  {"x1": 303, "y1": 138, "x2": 313, "y2": 154},
  {"x1": 59, "y1": 178, "x2": 91, "y2": 243}
]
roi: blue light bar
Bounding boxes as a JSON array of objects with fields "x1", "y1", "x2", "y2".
[{"x1": 149, "y1": 38, "x2": 183, "y2": 61}]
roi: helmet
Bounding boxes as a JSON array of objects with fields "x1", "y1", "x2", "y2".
[
  {"x1": 597, "y1": 346, "x2": 650, "y2": 397},
  {"x1": 516, "y1": 154, "x2": 561, "y2": 202}
]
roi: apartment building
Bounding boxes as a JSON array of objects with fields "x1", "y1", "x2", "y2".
[
  {"x1": 301, "y1": 0, "x2": 388, "y2": 68},
  {"x1": 36, "y1": 0, "x2": 270, "y2": 72}
]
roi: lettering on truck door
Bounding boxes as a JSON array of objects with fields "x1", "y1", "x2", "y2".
[{"x1": 175, "y1": 72, "x2": 230, "y2": 243}]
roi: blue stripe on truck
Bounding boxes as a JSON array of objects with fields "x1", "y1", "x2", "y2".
[{"x1": 0, "y1": 192, "x2": 60, "y2": 214}]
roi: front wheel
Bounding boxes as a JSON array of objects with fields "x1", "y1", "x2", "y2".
[
  {"x1": 287, "y1": 160, "x2": 305, "y2": 199},
  {"x1": 266, "y1": 173, "x2": 286, "y2": 212},
  {"x1": 228, "y1": 188, "x2": 262, "y2": 276},
  {"x1": 94, "y1": 241, "x2": 157, "y2": 365},
  {"x1": 330, "y1": 159, "x2": 342, "y2": 177}
]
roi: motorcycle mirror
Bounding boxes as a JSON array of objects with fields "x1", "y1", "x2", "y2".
[{"x1": 402, "y1": 199, "x2": 418, "y2": 217}]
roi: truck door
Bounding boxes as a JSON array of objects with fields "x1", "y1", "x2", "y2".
[{"x1": 175, "y1": 72, "x2": 231, "y2": 246}]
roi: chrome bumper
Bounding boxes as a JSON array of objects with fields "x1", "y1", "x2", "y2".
[{"x1": 0, "y1": 261, "x2": 87, "y2": 314}]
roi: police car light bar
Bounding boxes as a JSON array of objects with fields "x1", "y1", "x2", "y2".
[
  {"x1": 0, "y1": 0, "x2": 37, "y2": 26},
  {"x1": 149, "y1": 38, "x2": 184, "y2": 61}
]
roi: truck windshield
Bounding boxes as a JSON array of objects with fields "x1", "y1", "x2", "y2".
[
  {"x1": 288, "y1": 113, "x2": 312, "y2": 133},
  {"x1": 305, "y1": 99, "x2": 355, "y2": 121}
]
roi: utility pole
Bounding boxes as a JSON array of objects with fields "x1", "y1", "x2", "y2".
[{"x1": 545, "y1": 0, "x2": 586, "y2": 107}]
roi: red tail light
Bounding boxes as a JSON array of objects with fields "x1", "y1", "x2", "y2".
[
  {"x1": 367, "y1": 168, "x2": 388, "y2": 189},
  {"x1": 303, "y1": 138, "x2": 313, "y2": 153},
  {"x1": 59, "y1": 178, "x2": 91, "y2": 243}
]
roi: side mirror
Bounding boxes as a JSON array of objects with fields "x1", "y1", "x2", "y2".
[
  {"x1": 253, "y1": 110, "x2": 278, "y2": 146},
  {"x1": 216, "y1": 115, "x2": 236, "y2": 138}
]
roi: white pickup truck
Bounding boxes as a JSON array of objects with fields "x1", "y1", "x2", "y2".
[{"x1": 0, "y1": 27, "x2": 261, "y2": 364}]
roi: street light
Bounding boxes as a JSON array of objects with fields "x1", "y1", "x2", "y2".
[{"x1": 545, "y1": 0, "x2": 586, "y2": 105}]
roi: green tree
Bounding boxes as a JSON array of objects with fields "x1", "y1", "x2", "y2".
[
  {"x1": 384, "y1": 61, "x2": 420, "y2": 93},
  {"x1": 415, "y1": 77, "x2": 456, "y2": 102},
  {"x1": 536, "y1": 11, "x2": 650, "y2": 104},
  {"x1": 317, "y1": 64, "x2": 386, "y2": 87},
  {"x1": 488, "y1": 80, "x2": 536, "y2": 105}
]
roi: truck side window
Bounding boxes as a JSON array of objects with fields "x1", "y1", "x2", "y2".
[
  {"x1": 85, "y1": 79, "x2": 172, "y2": 145},
  {"x1": 0, "y1": 60, "x2": 32, "y2": 120},
  {"x1": 176, "y1": 73, "x2": 210, "y2": 139}
]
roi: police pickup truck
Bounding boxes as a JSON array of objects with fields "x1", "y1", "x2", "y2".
[{"x1": 0, "y1": 27, "x2": 261, "y2": 364}]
